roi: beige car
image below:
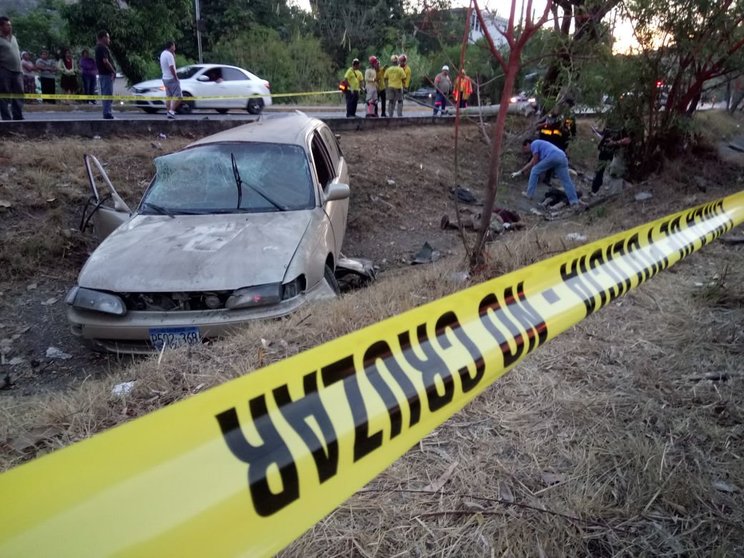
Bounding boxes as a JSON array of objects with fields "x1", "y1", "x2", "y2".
[{"x1": 67, "y1": 113, "x2": 354, "y2": 354}]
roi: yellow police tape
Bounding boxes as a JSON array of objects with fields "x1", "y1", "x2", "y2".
[
  {"x1": 0, "y1": 192, "x2": 742, "y2": 557},
  {"x1": 0, "y1": 90, "x2": 341, "y2": 102}
]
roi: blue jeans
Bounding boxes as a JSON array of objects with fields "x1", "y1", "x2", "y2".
[
  {"x1": 82, "y1": 73, "x2": 97, "y2": 99},
  {"x1": 433, "y1": 91, "x2": 447, "y2": 115},
  {"x1": 527, "y1": 152, "x2": 579, "y2": 204},
  {"x1": 99, "y1": 74, "x2": 113, "y2": 117}
]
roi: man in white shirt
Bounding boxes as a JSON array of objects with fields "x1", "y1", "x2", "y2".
[{"x1": 160, "y1": 40, "x2": 181, "y2": 119}]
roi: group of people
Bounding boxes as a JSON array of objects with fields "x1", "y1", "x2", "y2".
[
  {"x1": 0, "y1": 16, "x2": 119, "y2": 120},
  {"x1": 342, "y1": 55, "x2": 476, "y2": 119},
  {"x1": 433, "y1": 65, "x2": 473, "y2": 116},
  {"x1": 342, "y1": 53, "x2": 412, "y2": 118},
  {"x1": 512, "y1": 97, "x2": 631, "y2": 210}
]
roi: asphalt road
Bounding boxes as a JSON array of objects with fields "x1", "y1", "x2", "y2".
[{"x1": 19, "y1": 102, "x2": 444, "y2": 122}]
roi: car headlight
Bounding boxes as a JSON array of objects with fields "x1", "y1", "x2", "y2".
[
  {"x1": 65, "y1": 286, "x2": 127, "y2": 316},
  {"x1": 225, "y1": 284, "x2": 282, "y2": 309},
  {"x1": 281, "y1": 276, "x2": 305, "y2": 300}
]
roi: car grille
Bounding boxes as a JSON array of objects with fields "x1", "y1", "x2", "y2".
[{"x1": 122, "y1": 291, "x2": 231, "y2": 311}]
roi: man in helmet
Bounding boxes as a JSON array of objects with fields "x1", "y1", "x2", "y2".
[
  {"x1": 385, "y1": 54, "x2": 406, "y2": 118},
  {"x1": 376, "y1": 58, "x2": 387, "y2": 116},
  {"x1": 343, "y1": 58, "x2": 363, "y2": 117},
  {"x1": 365, "y1": 56, "x2": 379, "y2": 117},
  {"x1": 398, "y1": 53, "x2": 411, "y2": 116},
  {"x1": 433, "y1": 65, "x2": 451, "y2": 116}
]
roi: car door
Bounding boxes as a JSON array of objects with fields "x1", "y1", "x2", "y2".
[
  {"x1": 196, "y1": 66, "x2": 228, "y2": 109},
  {"x1": 220, "y1": 67, "x2": 250, "y2": 108},
  {"x1": 310, "y1": 127, "x2": 348, "y2": 255},
  {"x1": 81, "y1": 154, "x2": 132, "y2": 241}
]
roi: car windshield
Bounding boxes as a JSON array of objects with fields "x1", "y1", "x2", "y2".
[
  {"x1": 141, "y1": 142, "x2": 314, "y2": 214},
  {"x1": 176, "y1": 66, "x2": 203, "y2": 80}
]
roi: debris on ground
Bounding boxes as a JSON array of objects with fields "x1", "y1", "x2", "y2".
[
  {"x1": 566, "y1": 232, "x2": 587, "y2": 242},
  {"x1": 449, "y1": 185, "x2": 480, "y2": 205},
  {"x1": 411, "y1": 242, "x2": 441, "y2": 264},
  {"x1": 635, "y1": 191, "x2": 653, "y2": 201}
]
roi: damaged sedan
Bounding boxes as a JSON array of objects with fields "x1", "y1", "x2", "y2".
[{"x1": 67, "y1": 113, "x2": 367, "y2": 354}]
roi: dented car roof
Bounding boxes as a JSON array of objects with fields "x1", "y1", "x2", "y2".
[{"x1": 187, "y1": 113, "x2": 316, "y2": 148}]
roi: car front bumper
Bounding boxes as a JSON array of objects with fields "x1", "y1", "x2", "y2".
[{"x1": 68, "y1": 279, "x2": 336, "y2": 354}]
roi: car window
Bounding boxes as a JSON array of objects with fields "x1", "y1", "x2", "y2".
[
  {"x1": 222, "y1": 67, "x2": 247, "y2": 81},
  {"x1": 177, "y1": 66, "x2": 202, "y2": 79},
  {"x1": 311, "y1": 133, "x2": 336, "y2": 191},
  {"x1": 318, "y1": 126, "x2": 341, "y2": 169},
  {"x1": 142, "y1": 143, "x2": 314, "y2": 213}
]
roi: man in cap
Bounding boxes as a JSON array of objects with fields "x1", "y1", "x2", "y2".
[
  {"x1": 433, "y1": 65, "x2": 451, "y2": 116},
  {"x1": 398, "y1": 53, "x2": 411, "y2": 116},
  {"x1": 343, "y1": 58, "x2": 364, "y2": 117},
  {"x1": 385, "y1": 54, "x2": 406, "y2": 118},
  {"x1": 365, "y1": 56, "x2": 379, "y2": 117}
]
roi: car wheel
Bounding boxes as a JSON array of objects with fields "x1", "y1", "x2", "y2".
[
  {"x1": 324, "y1": 264, "x2": 340, "y2": 295},
  {"x1": 142, "y1": 107, "x2": 158, "y2": 114},
  {"x1": 216, "y1": 108, "x2": 228, "y2": 114},
  {"x1": 247, "y1": 98, "x2": 264, "y2": 115},
  {"x1": 177, "y1": 92, "x2": 194, "y2": 115}
]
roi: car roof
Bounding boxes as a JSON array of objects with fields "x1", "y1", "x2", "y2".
[{"x1": 186, "y1": 113, "x2": 321, "y2": 148}]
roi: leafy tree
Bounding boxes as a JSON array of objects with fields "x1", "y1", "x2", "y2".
[
  {"x1": 211, "y1": 26, "x2": 335, "y2": 99},
  {"x1": 64, "y1": 0, "x2": 193, "y2": 84},
  {"x1": 9, "y1": 0, "x2": 68, "y2": 57}
]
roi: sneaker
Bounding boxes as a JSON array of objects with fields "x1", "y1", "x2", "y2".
[
  {"x1": 521, "y1": 190, "x2": 532, "y2": 200},
  {"x1": 103, "y1": 114, "x2": 115, "y2": 120},
  {"x1": 167, "y1": 111, "x2": 176, "y2": 119}
]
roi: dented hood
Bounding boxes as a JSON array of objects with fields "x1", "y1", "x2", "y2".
[{"x1": 78, "y1": 211, "x2": 314, "y2": 292}]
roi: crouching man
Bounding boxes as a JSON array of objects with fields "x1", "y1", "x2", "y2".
[{"x1": 512, "y1": 138, "x2": 586, "y2": 209}]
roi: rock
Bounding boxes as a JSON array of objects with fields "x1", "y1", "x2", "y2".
[
  {"x1": 635, "y1": 192, "x2": 653, "y2": 201},
  {"x1": 46, "y1": 346, "x2": 72, "y2": 360},
  {"x1": 112, "y1": 381, "x2": 136, "y2": 397},
  {"x1": 566, "y1": 232, "x2": 587, "y2": 242}
]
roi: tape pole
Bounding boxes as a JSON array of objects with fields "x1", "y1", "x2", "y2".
[{"x1": 0, "y1": 193, "x2": 742, "y2": 557}]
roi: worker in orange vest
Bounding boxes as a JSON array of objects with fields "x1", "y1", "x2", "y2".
[{"x1": 453, "y1": 69, "x2": 473, "y2": 108}]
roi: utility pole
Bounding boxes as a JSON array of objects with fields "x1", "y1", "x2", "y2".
[{"x1": 195, "y1": 0, "x2": 203, "y2": 63}]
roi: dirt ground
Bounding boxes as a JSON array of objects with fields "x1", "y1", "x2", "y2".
[
  {"x1": 0, "y1": 118, "x2": 741, "y2": 395},
  {"x1": 1, "y1": 115, "x2": 743, "y2": 554}
]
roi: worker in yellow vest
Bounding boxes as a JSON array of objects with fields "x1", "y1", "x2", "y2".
[
  {"x1": 385, "y1": 55, "x2": 406, "y2": 118},
  {"x1": 398, "y1": 53, "x2": 412, "y2": 116},
  {"x1": 343, "y1": 58, "x2": 363, "y2": 118}
]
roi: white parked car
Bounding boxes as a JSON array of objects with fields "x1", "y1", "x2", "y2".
[{"x1": 131, "y1": 63, "x2": 272, "y2": 115}]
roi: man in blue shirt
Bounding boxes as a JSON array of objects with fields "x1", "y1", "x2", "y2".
[{"x1": 512, "y1": 138, "x2": 585, "y2": 208}]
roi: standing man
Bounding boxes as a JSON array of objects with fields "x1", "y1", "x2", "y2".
[
  {"x1": 385, "y1": 55, "x2": 406, "y2": 118},
  {"x1": 343, "y1": 58, "x2": 363, "y2": 118},
  {"x1": 377, "y1": 60, "x2": 387, "y2": 117},
  {"x1": 95, "y1": 30, "x2": 116, "y2": 120},
  {"x1": 398, "y1": 53, "x2": 411, "y2": 116},
  {"x1": 35, "y1": 49, "x2": 56, "y2": 104},
  {"x1": 433, "y1": 65, "x2": 451, "y2": 116},
  {"x1": 454, "y1": 69, "x2": 473, "y2": 108},
  {"x1": 364, "y1": 56, "x2": 379, "y2": 118},
  {"x1": 512, "y1": 138, "x2": 585, "y2": 209},
  {"x1": 160, "y1": 40, "x2": 181, "y2": 119},
  {"x1": 0, "y1": 16, "x2": 23, "y2": 120}
]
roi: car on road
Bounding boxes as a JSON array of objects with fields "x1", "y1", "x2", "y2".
[
  {"x1": 407, "y1": 87, "x2": 436, "y2": 102},
  {"x1": 67, "y1": 113, "x2": 351, "y2": 354},
  {"x1": 131, "y1": 63, "x2": 272, "y2": 115}
]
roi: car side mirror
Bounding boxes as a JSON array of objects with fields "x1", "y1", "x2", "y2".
[
  {"x1": 325, "y1": 182, "x2": 350, "y2": 203},
  {"x1": 197, "y1": 75, "x2": 210, "y2": 82}
]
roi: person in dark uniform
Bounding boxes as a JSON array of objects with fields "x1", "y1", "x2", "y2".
[{"x1": 591, "y1": 125, "x2": 631, "y2": 194}]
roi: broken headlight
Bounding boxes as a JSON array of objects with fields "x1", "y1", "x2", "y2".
[
  {"x1": 65, "y1": 286, "x2": 127, "y2": 316},
  {"x1": 225, "y1": 284, "x2": 282, "y2": 309}
]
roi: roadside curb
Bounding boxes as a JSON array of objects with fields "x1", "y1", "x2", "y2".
[{"x1": 0, "y1": 113, "x2": 481, "y2": 139}]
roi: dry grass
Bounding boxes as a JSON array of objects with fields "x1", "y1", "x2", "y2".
[{"x1": 0, "y1": 119, "x2": 743, "y2": 555}]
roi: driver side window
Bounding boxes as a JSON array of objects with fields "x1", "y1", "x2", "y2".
[{"x1": 311, "y1": 133, "x2": 336, "y2": 191}]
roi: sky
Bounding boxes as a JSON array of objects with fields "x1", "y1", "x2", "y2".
[{"x1": 289, "y1": 0, "x2": 637, "y2": 53}]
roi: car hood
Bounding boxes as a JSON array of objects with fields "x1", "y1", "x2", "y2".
[
  {"x1": 132, "y1": 79, "x2": 167, "y2": 90},
  {"x1": 78, "y1": 211, "x2": 314, "y2": 292}
]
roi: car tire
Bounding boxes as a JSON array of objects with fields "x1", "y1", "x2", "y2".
[
  {"x1": 247, "y1": 98, "x2": 264, "y2": 115},
  {"x1": 216, "y1": 108, "x2": 228, "y2": 114},
  {"x1": 177, "y1": 92, "x2": 194, "y2": 115},
  {"x1": 142, "y1": 107, "x2": 158, "y2": 114},
  {"x1": 324, "y1": 264, "x2": 340, "y2": 295}
]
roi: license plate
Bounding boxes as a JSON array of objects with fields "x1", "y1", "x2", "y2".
[{"x1": 148, "y1": 326, "x2": 201, "y2": 350}]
